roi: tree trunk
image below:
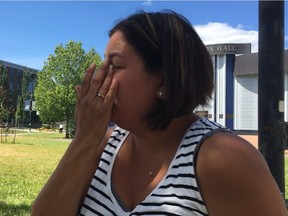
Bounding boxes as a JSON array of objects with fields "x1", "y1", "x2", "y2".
[{"x1": 65, "y1": 119, "x2": 69, "y2": 138}]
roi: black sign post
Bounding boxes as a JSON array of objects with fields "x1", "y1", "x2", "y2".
[{"x1": 258, "y1": 0, "x2": 285, "y2": 199}]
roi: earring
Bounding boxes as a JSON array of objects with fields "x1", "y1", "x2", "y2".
[{"x1": 157, "y1": 90, "x2": 164, "y2": 99}]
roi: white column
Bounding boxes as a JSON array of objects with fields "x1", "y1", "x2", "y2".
[
  {"x1": 215, "y1": 55, "x2": 226, "y2": 126},
  {"x1": 284, "y1": 70, "x2": 288, "y2": 122}
]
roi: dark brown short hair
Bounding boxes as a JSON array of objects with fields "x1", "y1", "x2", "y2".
[{"x1": 109, "y1": 10, "x2": 214, "y2": 130}]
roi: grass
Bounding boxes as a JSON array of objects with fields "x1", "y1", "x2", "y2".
[
  {"x1": 0, "y1": 131, "x2": 287, "y2": 215},
  {"x1": 0, "y1": 130, "x2": 70, "y2": 216},
  {"x1": 286, "y1": 157, "x2": 288, "y2": 200}
]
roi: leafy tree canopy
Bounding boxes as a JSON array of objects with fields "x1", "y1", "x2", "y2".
[
  {"x1": 0, "y1": 65, "x2": 10, "y2": 123},
  {"x1": 34, "y1": 41, "x2": 102, "y2": 137}
]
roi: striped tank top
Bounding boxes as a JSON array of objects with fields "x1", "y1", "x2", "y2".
[{"x1": 79, "y1": 117, "x2": 232, "y2": 216}]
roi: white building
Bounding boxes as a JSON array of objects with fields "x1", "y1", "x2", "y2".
[{"x1": 196, "y1": 44, "x2": 288, "y2": 132}]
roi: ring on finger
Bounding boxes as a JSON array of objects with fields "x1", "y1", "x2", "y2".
[{"x1": 97, "y1": 92, "x2": 106, "y2": 99}]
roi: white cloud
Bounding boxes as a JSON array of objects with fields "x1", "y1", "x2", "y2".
[
  {"x1": 195, "y1": 22, "x2": 259, "y2": 53},
  {"x1": 142, "y1": 0, "x2": 152, "y2": 6}
]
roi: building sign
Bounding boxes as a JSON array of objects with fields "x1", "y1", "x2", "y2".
[{"x1": 206, "y1": 43, "x2": 251, "y2": 55}]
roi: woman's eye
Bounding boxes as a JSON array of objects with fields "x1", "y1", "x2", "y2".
[{"x1": 111, "y1": 65, "x2": 120, "y2": 71}]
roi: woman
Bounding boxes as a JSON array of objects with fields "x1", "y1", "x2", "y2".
[{"x1": 32, "y1": 10, "x2": 287, "y2": 215}]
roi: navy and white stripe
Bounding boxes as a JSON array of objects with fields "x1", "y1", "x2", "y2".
[{"x1": 79, "y1": 117, "x2": 232, "y2": 216}]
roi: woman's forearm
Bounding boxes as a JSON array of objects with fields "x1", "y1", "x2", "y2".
[{"x1": 32, "y1": 61, "x2": 118, "y2": 215}]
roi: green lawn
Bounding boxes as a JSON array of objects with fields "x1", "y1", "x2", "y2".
[
  {"x1": 0, "y1": 131, "x2": 69, "y2": 216},
  {"x1": 0, "y1": 131, "x2": 287, "y2": 215},
  {"x1": 286, "y1": 157, "x2": 288, "y2": 200}
]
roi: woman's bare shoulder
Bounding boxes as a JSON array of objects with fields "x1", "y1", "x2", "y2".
[
  {"x1": 196, "y1": 132, "x2": 287, "y2": 216},
  {"x1": 198, "y1": 132, "x2": 262, "y2": 169}
]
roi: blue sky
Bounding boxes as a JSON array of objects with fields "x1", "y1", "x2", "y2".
[{"x1": 0, "y1": 1, "x2": 287, "y2": 70}]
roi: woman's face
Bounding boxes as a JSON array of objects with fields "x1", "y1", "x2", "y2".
[{"x1": 104, "y1": 31, "x2": 162, "y2": 129}]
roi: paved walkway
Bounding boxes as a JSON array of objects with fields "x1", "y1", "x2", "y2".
[
  {"x1": 239, "y1": 134, "x2": 288, "y2": 155},
  {"x1": 239, "y1": 135, "x2": 258, "y2": 148}
]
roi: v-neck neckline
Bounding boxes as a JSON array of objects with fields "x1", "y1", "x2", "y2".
[{"x1": 107, "y1": 119, "x2": 202, "y2": 214}]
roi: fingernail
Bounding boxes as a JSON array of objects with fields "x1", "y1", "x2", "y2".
[
  {"x1": 93, "y1": 68, "x2": 98, "y2": 78},
  {"x1": 109, "y1": 64, "x2": 113, "y2": 72}
]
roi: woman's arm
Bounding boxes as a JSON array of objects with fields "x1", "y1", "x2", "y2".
[
  {"x1": 31, "y1": 62, "x2": 118, "y2": 216},
  {"x1": 196, "y1": 133, "x2": 287, "y2": 216}
]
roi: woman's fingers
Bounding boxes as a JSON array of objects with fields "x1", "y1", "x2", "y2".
[
  {"x1": 94, "y1": 65, "x2": 114, "y2": 99},
  {"x1": 103, "y1": 78, "x2": 118, "y2": 109},
  {"x1": 77, "y1": 61, "x2": 117, "y2": 112},
  {"x1": 78, "y1": 63, "x2": 96, "y2": 100},
  {"x1": 87, "y1": 62, "x2": 111, "y2": 100},
  {"x1": 78, "y1": 60, "x2": 110, "y2": 100}
]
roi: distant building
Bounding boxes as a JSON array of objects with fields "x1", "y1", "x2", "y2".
[
  {"x1": 0, "y1": 59, "x2": 38, "y2": 125},
  {"x1": 234, "y1": 50, "x2": 288, "y2": 131},
  {"x1": 196, "y1": 44, "x2": 288, "y2": 133}
]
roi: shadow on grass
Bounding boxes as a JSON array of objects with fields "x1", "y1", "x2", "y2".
[
  {"x1": 0, "y1": 142, "x2": 34, "y2": 145},
  {"x1": 0, "y1": 201, "x2": 31, "y2": 216}
]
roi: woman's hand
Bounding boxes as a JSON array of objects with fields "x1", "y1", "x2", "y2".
[
  {"x1": 74, "y1": 61, "x2": 118, "y2": 143},
  {"x1": 31, "y1": 62, "x2": 118, "y2": 216}
]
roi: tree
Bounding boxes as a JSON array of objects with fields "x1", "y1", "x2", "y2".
[
  {"x1": 34, "y1": 41, "x2": 102, "y2": 138},
  {"x1": 15, "y1": 95, "x2": 25, "y2": 128},
  {"x1": 0, "y1": 65, "x2": 10, "y2": 125},
  {"x1": 15, "y1": 67, "x2": 37, "y2": 128},
  {"x1": 0, "y1": 65, "x2": 13, "y2": 143}
]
